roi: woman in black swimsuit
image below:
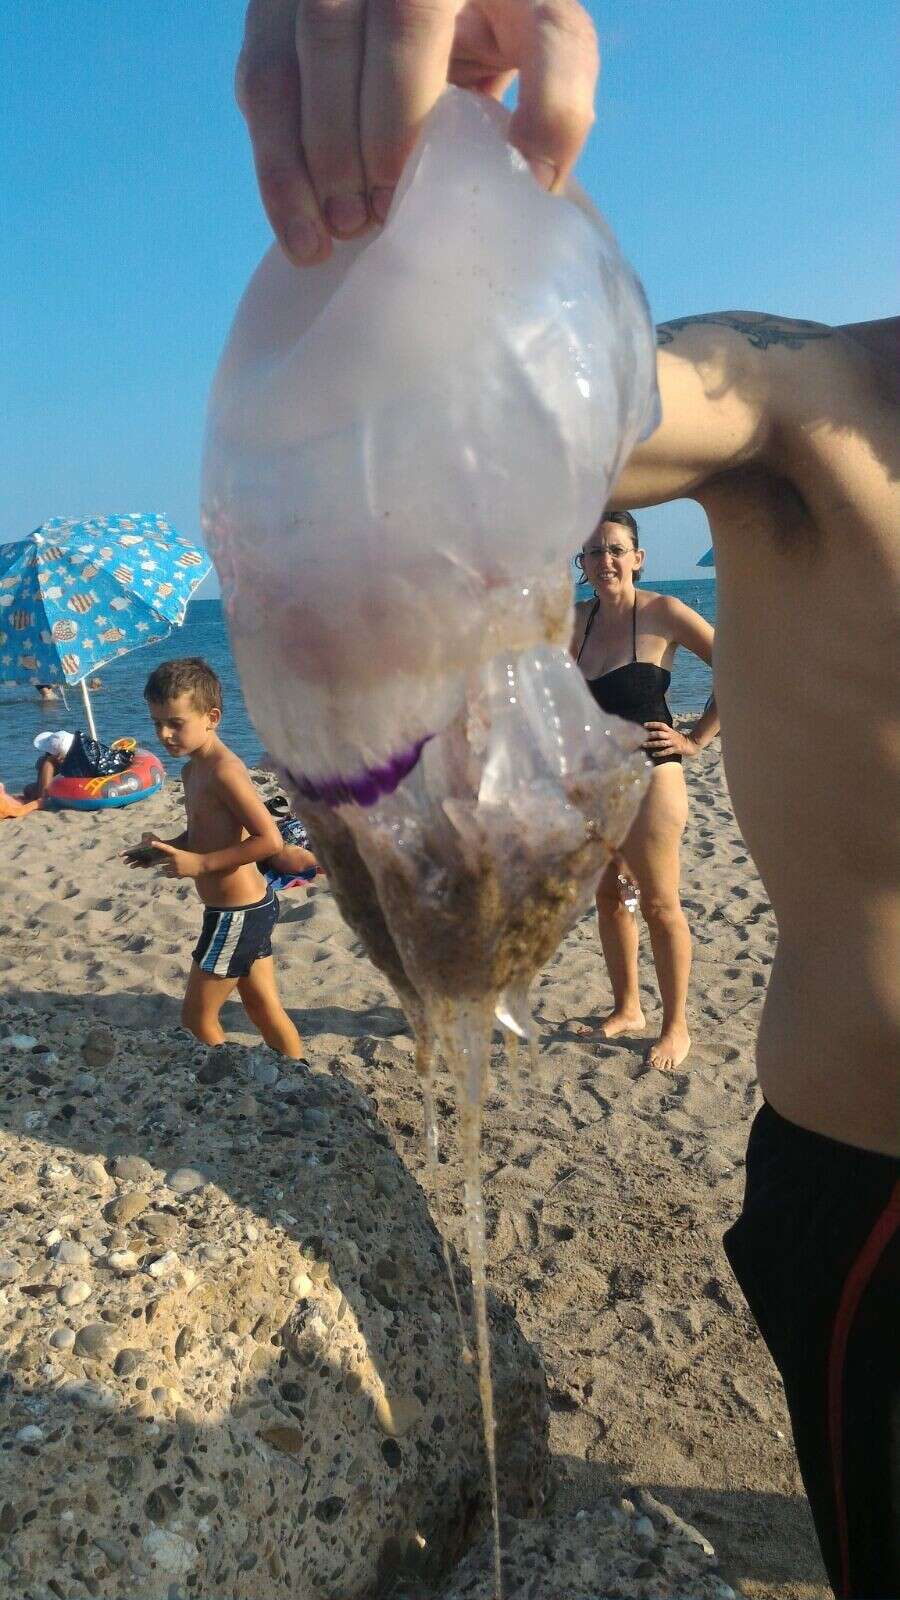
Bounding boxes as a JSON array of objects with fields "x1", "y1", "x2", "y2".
[{"x1": 572, "y1": 511, "x2": 719, "y2": 1069}]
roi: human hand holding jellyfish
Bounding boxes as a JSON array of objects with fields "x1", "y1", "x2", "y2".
[{"x1": 237, "y1": 0, "x2": 600, "y2": 264}]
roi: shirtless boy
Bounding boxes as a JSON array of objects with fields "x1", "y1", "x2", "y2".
[
  {"x1": 125, "y1": 657, "x2": 304, "y2": 1059},
  {"x1": 234, "y1": 6, "x2": 898, "y2": 1590}
]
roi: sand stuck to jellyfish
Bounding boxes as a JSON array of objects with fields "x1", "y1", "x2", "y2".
[{"x1": 204, "y1": 88, "x2": 658, "y2": 1595}]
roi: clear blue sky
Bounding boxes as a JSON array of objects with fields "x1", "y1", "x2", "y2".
[{"x1": 1, "y1": 1, "x2": 895, "y2": 585}]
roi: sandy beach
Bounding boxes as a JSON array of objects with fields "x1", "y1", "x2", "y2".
[{"x1": 0, "y1": 735, "x2": 829, "y2": 1598}]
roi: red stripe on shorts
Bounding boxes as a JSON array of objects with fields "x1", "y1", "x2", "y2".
[{"x1": 826, "y1": 1177, "x2": 900, "y2": 1598}]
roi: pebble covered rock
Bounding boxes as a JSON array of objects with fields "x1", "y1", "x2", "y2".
[
  {"x1": 429, "y1": 1502, "x2": 738, "y2": 1599},
  {"x1": 0, "y1": 1001, "x2": 550, "y2": 1599}
]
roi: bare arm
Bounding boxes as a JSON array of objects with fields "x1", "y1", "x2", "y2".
[
  {"x1": 122, "y1": 828, "x2": 189, "y2": 869},
  {"x1": 645, "y1": 595, "x2": 719, "y2": 759},
  {"x1": 610, "y1": 313, "x2": 833, "y2": 509},
  {"x1": 196, "y1": 764, "x2": 282, "y2": 875},
  {"x1": 686, "y1": 697, "x2": 719, "y2": 751},
  {"x1": 36, "y1": 758, "x2": 57, "y2": 799},
  {"x1": 267, "y1": 841, "x2": 319, "y2": 878},
  {"x1": 151, "y1": 765, "x2": 282, "y2": 881},
  {"x1": 668, "y1": 599, "x2": 719, "y2": 748}
]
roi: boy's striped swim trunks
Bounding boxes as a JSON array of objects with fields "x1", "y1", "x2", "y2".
[{"x1": 192, "y1": 887, "x2": 279, "y2": 978}]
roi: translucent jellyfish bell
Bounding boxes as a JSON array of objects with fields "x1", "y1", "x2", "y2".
[
  {"x1": 205, "y1": 94, "x2": 660, "y2": 1595},
  {"x1": 202, "y1": 88, "x2": 658, "y2": 804}
]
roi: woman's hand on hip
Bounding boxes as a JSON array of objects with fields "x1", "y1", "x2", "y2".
[{"x1": 644, "y1": 722, "x2": 701, "y2": 760}]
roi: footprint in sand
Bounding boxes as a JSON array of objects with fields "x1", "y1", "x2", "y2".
[{"x1": 579, "y1": 1084, "x2": 614, "y2": 1118}]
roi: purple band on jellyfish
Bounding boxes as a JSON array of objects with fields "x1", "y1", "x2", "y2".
[{"x1": 289, "y1": 735, "x2": 432, "y2": 808}]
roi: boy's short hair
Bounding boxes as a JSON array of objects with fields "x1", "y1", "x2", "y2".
[{"x1": 143, "y1": 657, "x2": 222, "y2": 714}]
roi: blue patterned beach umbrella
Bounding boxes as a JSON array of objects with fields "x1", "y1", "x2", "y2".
[
  {"x1": 0, "y1": 513, "x2": 211, "y2": 687},
  {"x1": 0, "y1": 513, "x2": 211, "y2": 736}
]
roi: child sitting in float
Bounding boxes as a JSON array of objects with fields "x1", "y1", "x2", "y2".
[{"x1": 21, "y1": 730, "x2": 76, "y2": 802}]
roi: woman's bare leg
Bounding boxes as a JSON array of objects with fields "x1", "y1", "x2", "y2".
[
  {"x1": 589, "y1": 859, "x2": 646, "y2": 1036},
  {"x1": 624, "y1": 765, "x2": 691, "y2": 1068}
]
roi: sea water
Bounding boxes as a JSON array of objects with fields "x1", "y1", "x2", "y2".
[{"x1": 0, "y1": 583, "x2": 716, "y2": 793}]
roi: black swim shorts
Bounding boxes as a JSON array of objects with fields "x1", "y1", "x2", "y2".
[
  {"x1": 724, "y1": 1100, "x2": 900, "y2": 1598},
  {"x1": 192, "y1": 888, "x2": 279, "y2": 978}
]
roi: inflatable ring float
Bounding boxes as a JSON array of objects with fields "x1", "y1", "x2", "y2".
[{"x1": 46, "y1": 747, "x2": 165, "y2": 812}]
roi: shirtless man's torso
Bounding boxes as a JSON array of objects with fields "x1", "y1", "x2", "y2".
[
  {"x1": 613, "y1": 312, "x2": 900, "y2": 1158},
  {"x1": 611, "y1": 313, "x2": 899, "y2": 1597}
]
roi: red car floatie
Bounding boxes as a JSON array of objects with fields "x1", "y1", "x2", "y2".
[{"x1": 46, "y1": 747, "x2": 165, "y2": 812}]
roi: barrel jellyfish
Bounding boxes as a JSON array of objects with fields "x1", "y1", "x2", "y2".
[{"x1": 204, "y1": 87, "x2": 658, "y2": 1592}]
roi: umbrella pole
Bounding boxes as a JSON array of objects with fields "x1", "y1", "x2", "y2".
[{"x1": 79, "y1": 679, "x2": 98, "y2": 742}]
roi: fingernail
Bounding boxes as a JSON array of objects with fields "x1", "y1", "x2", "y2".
[
  {"x1": 323, "y1": 193, "x2": 368, "y2": 237},
  {"x1": 370, "y1": 186, "x2": 395, "y2": 225},
  {"x1": 284, "y1": 217, "x2": 323, "y2": 264},
  {"x1": 527, "y1": 158, "x2": 558, "y2": 193}
]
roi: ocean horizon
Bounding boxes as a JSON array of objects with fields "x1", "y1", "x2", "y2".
[{"x1": 0, "y1": 581, "x2": 715, "y2": 792}]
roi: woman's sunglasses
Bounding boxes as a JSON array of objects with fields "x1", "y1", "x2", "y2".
[{"x1": 576, "y1": 543, "x2": 633, "y2": 567}]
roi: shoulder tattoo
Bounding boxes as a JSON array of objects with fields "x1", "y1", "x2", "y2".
[{"x1": 656, "y1": 314, "x2": 833, "y2": 350}]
